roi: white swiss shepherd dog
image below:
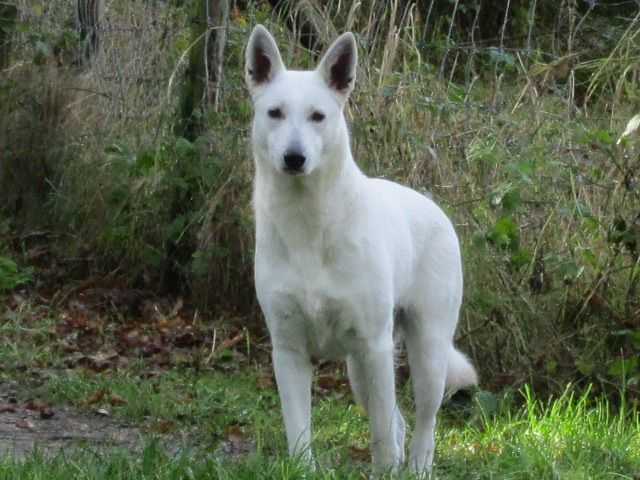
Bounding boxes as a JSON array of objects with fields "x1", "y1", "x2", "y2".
[{"x1": 245, "y1": 25, "x2": 477, "y2": 475}]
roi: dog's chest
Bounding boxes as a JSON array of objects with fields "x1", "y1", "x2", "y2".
[
  {"x1": 287, "y1": 276, "x2": 362, "y2": 360},
  {"x1": 259, "y1": 227, "x2": 371, "y2": 359},
  {"x1": 299, "y1": 278, "x2": 362, "y2": 358}
]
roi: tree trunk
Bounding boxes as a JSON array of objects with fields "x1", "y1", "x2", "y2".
[
  {"x1": 76, "y1": 0, "x2": 104, "y2": 66},
  {"x1": 177, "y1": 0, "x2": 229, "y2": 140},
  {"x1": 205, "y1": 0, "x2": 228, "y2": 111},
  {"x1": 0, "y1": 2, "x2": 18, "y2": 70}
]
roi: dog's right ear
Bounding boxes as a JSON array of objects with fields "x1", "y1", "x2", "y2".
[{"x1": 245, "y1": 25, "x2": 285, "y2": 96}]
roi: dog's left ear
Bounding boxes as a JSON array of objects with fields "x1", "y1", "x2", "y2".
[{"x1": 317, "y1": 32, "x2": 357, "y2": 101}]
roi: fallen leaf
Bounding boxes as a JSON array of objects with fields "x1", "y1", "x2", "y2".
[
  {"x1": 256, "y1": 374, "x2": 275, "y2": 390},
  {"x1": 0, "y1": 404, "x2": 17, "y2": 414},
  {"x1": 24, "y1": 399, "x2": 48, "y2": 412},
  {"x1": 219, "y1": 423, "x2": 255, "y2": 457},
  {"x1": 83, "y1": 389, "x2": 107, "y2": 406},
  {"x1": 85, "y1": 349, "x2": 119, "y2": 371},
  {"x1": 16, "y1": 419, "x2": 35, "y2": 430},
  {"x1": 219, "y1": 332, "x2": 244, "y2": 351},
  {"x1": 226, "y1": 425, "x2": 245, "y2": 445},
  {"x1": 150, "y1": 419, "x2": 176, "y2": 434},
  {"x1": 317, "y1": 374, "x2": 342, "y2": 391},
  {"x1": 24, "y1": 400, "x2": 55, "y2": 419},
  {"x1": 348, "y1": 445, "x2": 370, "y2": 462},
  {"x1": 40, "y1": 407, "x2": 55, "y2": 419},
  {"x1": 109, "y1": 393, "x2": 128, "y2": 407}
]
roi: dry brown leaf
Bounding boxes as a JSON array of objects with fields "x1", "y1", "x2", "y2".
[
  {"x1": 256, "y1": 374, "x2": 275, "y2": 390},
  {"x1": 15, "y1": 419, "x2": 35, "y2": 430},
  {"x1": 88, "y1": 349, "x2": 118, "y2": 364},
  {"x1": 39, "y1": 407, "x2": 55, "y2": 419},
  {"x1": 24, "y1": 399, "x2": 46, "y2": 412},
  {"x1": 0, "y1": 404, "x2": 17, "y2": 414},
  {"x1": 225, "y1": 424, "x2": 246, "y2": 446},
  {"x1": 317, "y1": 374, "x2": 340, "y2": 391},
  {"x1": 109, "y1": 393, "x2": 128, "y2": 407},
  {"x1": 150, "y1": 419, "x2": 176, "y2": 434},
  {"x1": 348, "y1": 445, "x2": 370, "y2": 462},
  {"x1": 219, "y1": 332, "x2": 244, "y2": 351},
  {"x1": 83, "y1": 389, "x2": 107, "y2": 406},
  {"x1": 24, "y1": 400, "x2": 55, "y2": 419}
]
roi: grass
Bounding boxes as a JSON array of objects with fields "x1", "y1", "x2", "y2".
[
  {"x1": 1, "y1": 305, "x2": 639, "y2": 479},
  {"x1": 0, "y1": 369, "x2": 639, "y2": 479}
]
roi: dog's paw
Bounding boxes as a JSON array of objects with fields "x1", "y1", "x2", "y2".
[{"x1": 408, "y1": 458, "x2": 434, "y2": 479}]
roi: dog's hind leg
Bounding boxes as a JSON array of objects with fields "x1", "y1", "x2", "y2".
[{"x1": 405, "y1": 324, "x2": 448, "y2": 475}]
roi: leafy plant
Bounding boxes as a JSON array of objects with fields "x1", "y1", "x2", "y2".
[{"x1": 0, "y1": 255, "x2": 32, "y2": 293}]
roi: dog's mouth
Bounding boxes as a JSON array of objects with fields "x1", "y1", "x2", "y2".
[{"x1": 282, "y1": 166, "x2": 306, "y2": 176}]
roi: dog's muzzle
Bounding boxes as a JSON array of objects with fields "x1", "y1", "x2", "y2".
[{"x1": 283, "y1": 152, "x2": 306, "y2": 174}]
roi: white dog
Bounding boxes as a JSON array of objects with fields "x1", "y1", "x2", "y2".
[{"x1": 245, "y1": 25, "x2": 477, "y2": 475}]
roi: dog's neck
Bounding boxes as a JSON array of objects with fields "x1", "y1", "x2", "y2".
[{"x1": 253, "y1": 140, "x2": 363, "y2": 231}]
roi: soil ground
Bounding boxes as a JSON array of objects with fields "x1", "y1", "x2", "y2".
[{"x1": 0, "y1": 380, "x2": 142, "y2": 460}]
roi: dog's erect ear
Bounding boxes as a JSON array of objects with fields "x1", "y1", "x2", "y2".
[
  {"x1": 317, "y1": 32, "x2": 357, "y2": 100},
  {"x1": 245, "y1": 25, "x2": 285, "y2": 94}
]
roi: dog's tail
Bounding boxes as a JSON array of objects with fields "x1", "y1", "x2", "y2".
[{"x1": 446, "y1": 346, "x2": 478, "y2": 394}]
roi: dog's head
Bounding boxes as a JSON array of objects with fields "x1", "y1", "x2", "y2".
[{"x1": 245, "y1": 25, "x2": 357, "y2": 177}]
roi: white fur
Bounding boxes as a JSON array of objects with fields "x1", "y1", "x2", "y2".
[{"x1": 246, "y1": 25, "x2": 477, "y2": 475}]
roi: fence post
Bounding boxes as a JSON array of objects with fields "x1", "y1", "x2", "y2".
[
  {"x1": 76, "y1": 0, "x2": 104, "y2": 66},
  {"x1": 206, "y1": 0, "x2": 228, "y2": 111},
  {"x1": 177, "y1": 0, "x2": 229, "y2": 140},
  {"x1": 0, "y1": 2, "x2": 18, "y2": 69}
]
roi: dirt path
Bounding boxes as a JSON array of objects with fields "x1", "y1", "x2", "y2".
[{"x1": 0, "y1": 380, "x2": 142, "y2": 460}]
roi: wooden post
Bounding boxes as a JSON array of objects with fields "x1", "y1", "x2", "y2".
[
  {"x1": 205, "y1": 0, "x2": 228, "y2": 111},
  {"x1": 76, "y1": 0, "x2": 104, "y2": 66},
  {"x1": 0, "y1": 2, "x2": 18, "y2": 69},
  {"x1": 177, "y1": 0, "x2": 229, "y2": 140}
]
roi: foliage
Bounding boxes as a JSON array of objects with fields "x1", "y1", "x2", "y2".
[
  {"x1": 0, "y1": 255, "x2": 31, "y2": 293},
  {"x1": 0, "y1": 222, "x2": 31, "y2": 293}
]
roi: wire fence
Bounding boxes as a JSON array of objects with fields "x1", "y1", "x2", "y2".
[
  {"x1": 5, "y1": 3, "x2": 192, "y2": 146},
  {"x1": 7, "y1": 0, "x2": 640, "y2": 134}
]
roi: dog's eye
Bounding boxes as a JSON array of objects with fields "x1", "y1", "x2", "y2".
[
  {"x1": 310, "y1": 111, "x2": 325, "y2": 123},
  {"x1": 268, "y1": 108, "x2": 283, "y2": 119}
]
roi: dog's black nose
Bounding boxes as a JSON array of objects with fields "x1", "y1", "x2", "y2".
[{"x1": 283, "y1": 152, "x2": 306, "y2": 172}]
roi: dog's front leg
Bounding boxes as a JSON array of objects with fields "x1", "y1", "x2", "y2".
[
  {"x1": 272, "y1": 347, "x2": 314, "y2": 464},
  {"x1": 353, "y1": 345, "x2": 401, "y2": 472}
]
